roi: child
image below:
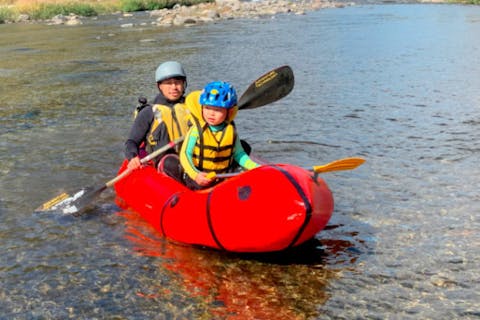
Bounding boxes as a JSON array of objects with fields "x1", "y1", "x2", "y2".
[{"x1": 180, "y1": 81, "x2": 259, "y2": 190}]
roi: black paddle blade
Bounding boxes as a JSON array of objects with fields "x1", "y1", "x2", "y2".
[{"x1": 238, "y1": 65, "x2": 294, "y2": 110}]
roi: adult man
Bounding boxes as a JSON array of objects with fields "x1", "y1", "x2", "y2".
[{"x1": 125, "y1": 61, "x2": 190, "y2": 174}]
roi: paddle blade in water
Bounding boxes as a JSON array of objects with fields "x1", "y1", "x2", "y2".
[
  {"x1": 35, "y1": 185, "x2": 106, "y2": 215},
  {"x1": 36, "y1": 192, "x2": 71, "y2": 211}
]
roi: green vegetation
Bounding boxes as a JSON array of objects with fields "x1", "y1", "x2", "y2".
[
  {"x1": 0, "y1": 6, "x2": 15, "y2": 23},
  {"x1": 27, "y1": 3, "x2": 98, "y2": 20},
  {"x1": 0, "y1": 0, "x2": 212, "y2": 23},
  {"x1": 120, "y1": 0, "x2": 213, "y2": 12}
]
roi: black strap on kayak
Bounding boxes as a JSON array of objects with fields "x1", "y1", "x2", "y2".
[
  {"x1": 159, "y1": 192, "x2": 181, "y2": 237},
  {"x1": 270, "y1": 165, "x2": 313, "y2": 249},
  {"x1": 206, "y1": 190, "x2": 226, "y2": 250},
  {"x1": 205, "y1": 165, "x2": 313, "y2": 252}
]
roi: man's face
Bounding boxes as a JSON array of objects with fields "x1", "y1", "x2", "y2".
[{"x1": 158, "y1": 77, "x2": 185, "y2": 101}]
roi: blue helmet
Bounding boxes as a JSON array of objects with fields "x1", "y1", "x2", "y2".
[{"x1": 200, "y1": 81, "x2": 237, "y2": 109}]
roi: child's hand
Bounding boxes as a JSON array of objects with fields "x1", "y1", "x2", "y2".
[{"x1": 195, "y1": 172, "x2": 213, "y2": 186}]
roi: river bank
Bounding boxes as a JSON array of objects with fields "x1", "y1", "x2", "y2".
[
  {"x1": 1, "y1": 0, "x2": 352, "y2": 25},
  {"x1": 2, "y1": 0, "x2": 472, "y2": 26}
]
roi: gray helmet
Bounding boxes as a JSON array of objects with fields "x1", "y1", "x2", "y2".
[{"x1": 155, "y1": 61, "x2": 187, "y2": 83}]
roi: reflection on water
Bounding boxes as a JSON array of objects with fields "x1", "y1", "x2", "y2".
[
  {"x1": 1, "y1": 3, "x2": 479, "y2": 318},
  {"x1": 120, "y1": 209, "x2": 338, "y2": 319}
]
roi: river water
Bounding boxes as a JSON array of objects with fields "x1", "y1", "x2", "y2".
[{"x1": 1, "y1": 3, "x2": 479, "y2": 319}]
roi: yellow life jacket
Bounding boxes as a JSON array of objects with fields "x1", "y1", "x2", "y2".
[
  {"x1": 191, "y1": 117, "x2": 237, "y2": 173},
  {"x1": 135, "y1": 103, "x2": 190, "y2": 154}
]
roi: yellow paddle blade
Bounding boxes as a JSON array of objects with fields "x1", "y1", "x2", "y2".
[
  {"x1": 312, "y1": 157, "x2": 365, "y2": 174},
  {"x1": 37, "y1": 192, "x2": 70, "y2": 211}
]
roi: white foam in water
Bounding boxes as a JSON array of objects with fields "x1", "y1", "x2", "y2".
[
  {"x1": 51, "y1": 189, "x2": 86, "y2": 214},
  {"x1": 62, "y1": 205, "x2": 79, "y2": 214}
]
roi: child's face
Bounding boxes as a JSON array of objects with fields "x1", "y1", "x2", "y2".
[{"x1": 202, "y1": 105, "x2": 228, "y2": 126}]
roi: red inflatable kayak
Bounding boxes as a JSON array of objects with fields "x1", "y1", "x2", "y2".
[{"x1": 114, "y1": 161, "x2": 334, "y2": 253}]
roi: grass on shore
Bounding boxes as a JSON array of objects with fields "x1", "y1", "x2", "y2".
[{"x1": 0, "y1": 0, "x2": 212, "y2": 23}]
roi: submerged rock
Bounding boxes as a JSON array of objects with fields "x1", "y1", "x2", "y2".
[{"x1": 47, "y1": 13, "x2": 83, "y2": 25}]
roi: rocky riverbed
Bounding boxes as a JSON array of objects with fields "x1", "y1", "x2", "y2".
[{"x1": 44, "y1": 0, "x2": 352, "y2": 26}]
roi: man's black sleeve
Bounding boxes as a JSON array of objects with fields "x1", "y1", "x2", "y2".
[{"x1": 124, "y1": 107, "x2": 153, "y2": 160}]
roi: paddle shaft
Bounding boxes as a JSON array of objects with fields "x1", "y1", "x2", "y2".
[
  {"x1": 105, "y1": 137, "x2": 184, "y2": 188},
  {"x1": 208, "y1": 157, "x2": 365, "y2": 179}
]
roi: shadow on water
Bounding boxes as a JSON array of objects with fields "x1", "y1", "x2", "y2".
[
  {"x1": 114, "y1": 208, "x2": 368, "y2": 319},
  {"x1": 236, "y1": 238, "x2": 329, "y2": 266}
]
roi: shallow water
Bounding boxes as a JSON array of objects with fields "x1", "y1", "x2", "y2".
[{"x1": 1, "y1": 4, "x2": 479, "y2": 319}]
